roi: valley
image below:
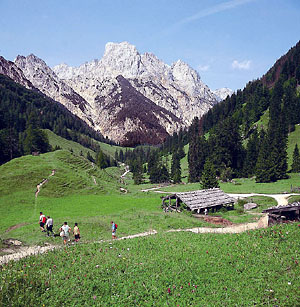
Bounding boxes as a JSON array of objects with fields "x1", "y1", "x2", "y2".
[{"x1": 1, "y1": 32, "x2": 300, "y2": 306}]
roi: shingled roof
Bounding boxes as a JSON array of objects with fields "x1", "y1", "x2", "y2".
[
  {"x1": 163, "y1": 188, "x2": 236, "y2": 211},
  {"x1": 168, "y1": 188, "x2": 236, "y2": 211}
]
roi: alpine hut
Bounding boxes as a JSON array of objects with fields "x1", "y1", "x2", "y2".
[
  {"x1": 263, "y1": 203, "x2": 300, "y2": 225},
  {"x1": 161, "y1": 188, "x2": 236, "y2": 213}
]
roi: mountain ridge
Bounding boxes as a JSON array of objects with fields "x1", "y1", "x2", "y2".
[{"x1": 1, "y1": 41, "x2": 232, "y2": 145}]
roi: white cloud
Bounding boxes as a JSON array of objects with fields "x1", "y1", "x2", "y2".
[
  {"x1": 159, "y1": 0, "x2": 256, "y2": 37},
  {"x1": 232, "y1": 60, "x2": 251, "y2": 70},
  {"x1": 176, "y1": 0, "x2": 255, "y2": 26},
  {"x1": 198, "y1": 64, "x2": 210, "y2": 72}
]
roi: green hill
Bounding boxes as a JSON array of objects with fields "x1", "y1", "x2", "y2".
[{"x1": 46, "y1": 129, "x2": 132, "y2": 161}]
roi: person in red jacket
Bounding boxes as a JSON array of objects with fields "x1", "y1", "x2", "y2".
[{"x1": 39, "y1": 212, "x2": 46, "y2": 232}]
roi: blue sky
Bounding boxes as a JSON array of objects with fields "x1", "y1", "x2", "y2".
[{"x1": 0, "y1": 0, "x2": 300, "y2": 90}]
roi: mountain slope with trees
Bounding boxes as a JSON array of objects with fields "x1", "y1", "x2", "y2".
[
  {"x1": 187, "y1": 40, "x2": 300, "y2": 183},
  {"x1": 0, "y1": 74, "x2": 115, "y2": 165}
]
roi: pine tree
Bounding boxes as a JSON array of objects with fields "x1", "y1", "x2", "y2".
[
  {"x1": 96, "y1": 150, "x2": 108, "y2": 169},
  {"x1": 188, "y1": 135, "x2": 207, "y2": 182},
  {"x1": 292, "y1": 144, "x2": 300, "y2": 172},
  {"x1": 255, "y1": 131, "x2": 273, "y2": 182},
  {"x1": 243, "y1": 129, "x2": 259, "y2": 177},
  {"x1": 200, "y1": 159, "x2": 219, "y2": 189},
  {"x1": 171, "y1": 151, "x2": 181, "y2": 183},
  {"x1": 132, "y1": 159, "x2": 144, "y2": 185}
]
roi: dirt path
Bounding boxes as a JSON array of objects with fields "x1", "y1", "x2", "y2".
[
  {"x1": 228, "y1": 193, "x2": 300, "y2": 206},
  {"x1": 0, "y1": 215, "x2": 270, "y2": 265},
  {"x1": 35, "y1": 169, "x2": 56, "y2": 198},
  {"x1": 121, "y1": 165, "x2": 130, "y2": 178}
]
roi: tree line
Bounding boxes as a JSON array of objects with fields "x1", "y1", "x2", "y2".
[{"x1": 0, "y1": 74, "x2": 116, "y2": 165}]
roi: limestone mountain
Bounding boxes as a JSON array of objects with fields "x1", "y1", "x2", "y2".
[
  {"x1": 54, "y1": 42, "x2": 218, "y2": 130},
  {"x1": 14, "y1": 54, "x2": 94, "y2": 127},
  {"x1": 0, "y1": 42, "x2": 224, "y2": 145},
  {"x1": 0, "y1": 56, "x2": 35, "y2": 90}
]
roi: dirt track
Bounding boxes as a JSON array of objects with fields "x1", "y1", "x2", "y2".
[{"x1": 0, "y1": 215, "x2": 269, "y2": 265}]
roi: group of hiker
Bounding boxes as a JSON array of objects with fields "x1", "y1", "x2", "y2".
[
  {"x1": 39, "y1": 212, "x2": 118, "y2": 244},
  {"x1": 39, "y1": 212, "x2": 81, "y2": 244}
]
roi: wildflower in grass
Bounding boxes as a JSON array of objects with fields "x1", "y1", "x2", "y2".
[
  {"x1": 167, "y1": 288, "x2": 171, "y2": 294},
  {"x1": 96, "y1": 265, "x2": 99, "y2": 268},
  {"x1": 93, "y1": 295, "x2": 97, "y2": 300}
]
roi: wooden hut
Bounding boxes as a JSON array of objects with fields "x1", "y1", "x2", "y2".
[
  {"x1": 263, "y1": 203, "x2": 300, "y2": 225},
  {"x1": 161, "y1": 188, "x2": 236, "y2": 213}
]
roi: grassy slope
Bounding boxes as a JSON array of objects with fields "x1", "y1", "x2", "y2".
[
  {"x1": 287, "y1": 124, "x2": 300, "y2": 168},
  {"x1": 1, "y1": 223, "x2": 300, "y2": 306},
  {"x1": 0, "y1": 151, "x2": 213, "y2": 245},
  {"x1": 45, "y1": 129, "x2": 132, "y2": 160},
  {"x1": 45, "y1": 129, "x2": 96, "y2": 158}
]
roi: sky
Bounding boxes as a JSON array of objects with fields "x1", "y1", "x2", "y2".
[{"x1": 0, "y1": 0, "x2": 300, "y2": 91}]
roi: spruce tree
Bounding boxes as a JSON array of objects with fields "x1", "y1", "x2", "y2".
[
  {"x1": 200, "y1": 159, "x2": 219, "y2": 189},
  {"x1": 171, "y1": 151, "x2": 181, "y2": 183},
  {"x1": 132, "y1": 159, "x2": 144, "y2": 185},
  {"x1": 292, "y1": 144, "x2": 300, "y2": 172},
  {"x1": 243, "y1": 129, "x2": 259, "y2": 177}
]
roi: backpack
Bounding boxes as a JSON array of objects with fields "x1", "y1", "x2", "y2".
[
  {"x1": 42, "y1": 216, "x2": 47, "y2": 223},
  {"x1": 115, "y1": 223, "x2": 118, "y2": 230}
]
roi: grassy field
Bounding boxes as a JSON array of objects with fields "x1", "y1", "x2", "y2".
[
  {"x1": 1, "y1": 223, "x2": 300, "y2": 306},
  {"x1": 2, "y1": 144, "x2": 300, "y2": 305},
  {"x1": 154, "y1": 173, "x2": 300, "y2": 194},
  {"x1": 0, "y1": 151, "x2": 215, "y2": 246},
  {"x1": 45, "y1": 129, "x2": 132, "y2": 160}
]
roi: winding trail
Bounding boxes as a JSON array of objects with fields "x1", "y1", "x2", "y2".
[
  {"x1": 0, "y1": 215, "x2": 269, "y2": 265},
  {"x1": 35, "y1": 169, "x2": 56, "y2": 198}
]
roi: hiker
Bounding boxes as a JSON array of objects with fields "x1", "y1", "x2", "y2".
[
  {"x1": 39, "y1": 212, "x2": 47, "y2": 232},
  {"x1": 46, "y1": 216, "x2": 53, "y2": 236},
  {"x1": 60, "y1": 222, "x2": 71, "y2": 245},
  {"x1": 73, "y1": 223, "x2": 80, "y2": 242},
  {"x1": 204, "y1": 208, "x2": 208, "y2": 216},
  {"x1": 111, "y1": 221, "x2": 117, "y2": 239}
]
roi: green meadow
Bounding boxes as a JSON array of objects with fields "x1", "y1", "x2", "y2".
[
  {"x1": 1, "y1": 140, "x2": 300, "y2": 306},
  {"x1": 1, "y1": 224, "x2": 300, "y2": 306}
]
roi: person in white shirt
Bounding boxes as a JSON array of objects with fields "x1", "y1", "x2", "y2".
[
  {"x1": 59, "y1": 222, "x2": 71, "y2": 245},
  {"x1": 46, "y1": 216, "x2": 53, "y2": 236}
]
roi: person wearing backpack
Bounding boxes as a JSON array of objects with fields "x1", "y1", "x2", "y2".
[
  {"x1": 111, "y1": 221, "x2": 118, "y2": 239},
  {"x1": 60, "y1": 222, "x2": 71, "y2": 245},
  {"x1": 39, "y1": 212, "x2": 46, "y2": 232},
  {"x1": 46, "y1": 216, "x2": 54, "y2": 236}
]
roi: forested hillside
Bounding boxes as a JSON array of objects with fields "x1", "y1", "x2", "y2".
[
  {"x1": 0, "y1": 74, "x2": 115, "y2": 165},
  {"x1": 189, "y1": 40, "x2": 300, "y2": 183},
  {"x1": 123, "y1": 41, "x2": 300, "y2": 186}
]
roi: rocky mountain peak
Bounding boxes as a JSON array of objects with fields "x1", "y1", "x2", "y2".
[
  {"x1": 213, "y1": 87, "x2": 234, "y2": 102},
  {"x1": 0, "y1": 56, "x2": 35, "y2": 89},
  {"x1": 13, "y1": 53, "x2": 93, "y2": 125}
]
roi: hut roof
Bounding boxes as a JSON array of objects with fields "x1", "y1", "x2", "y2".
[
  {"x1": 175, "y1": 188, "x2": 236, "y2": 210},
  {"x1": 263, "y1": 202, "x2": 300, "y2": 214}
]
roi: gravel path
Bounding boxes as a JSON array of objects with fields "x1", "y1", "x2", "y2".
[{"x1": 0, "y1": 215, "x2": 269, "y2": 265}]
